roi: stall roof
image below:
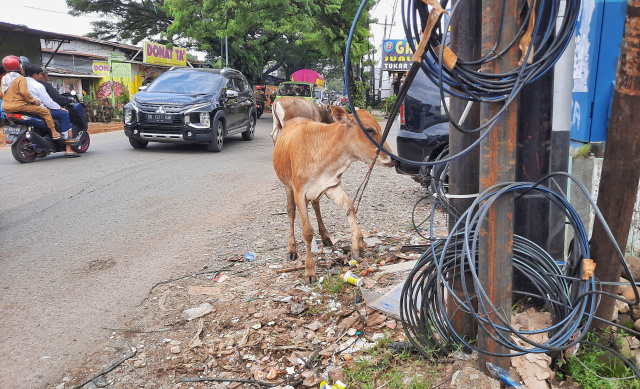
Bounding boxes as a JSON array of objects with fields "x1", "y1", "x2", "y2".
[
  {"x1": 0, "y1": 22, "x2": 72, "y2": 41},
  {"x1": 41, "y1": 48, "x2": 108, "y2": 60},
  {"x1": 45, "y1": 66, "x2": 104, "y2": 79}
]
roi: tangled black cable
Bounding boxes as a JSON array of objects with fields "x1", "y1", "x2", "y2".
[
  {"x1": 345, "y1": 0, "x2": 580, "y2": 168},
  {"x1": 400, "y1": 173, "x2": 640, "y2": 378}
]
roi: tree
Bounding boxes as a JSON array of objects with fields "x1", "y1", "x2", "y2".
[
  {"x1": 66, "y1": 0, "x2": 174, "y2": 44},
  {"x1": 68, "y1": 0, "x2": 375, "y2": 85}
]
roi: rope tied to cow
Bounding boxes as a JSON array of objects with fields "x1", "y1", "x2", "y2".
[{"x1": 348, "y1": 149, "x2": 380, "y2": 216}]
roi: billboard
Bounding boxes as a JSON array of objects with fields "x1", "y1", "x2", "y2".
[
  {"x1": 143, "y1": 41, "x2": 187, "y2": 67},
  {"x1": 381, "y1": 39, "x2": 415, "y2": 71}
]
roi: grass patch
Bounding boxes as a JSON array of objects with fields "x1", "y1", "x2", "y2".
[
  {"x1": 344, "y1": 333, "x2": 438, "y2": 389},
  {"x1": 322, "y1": 273, "x2": 347, "y2": 294},
  {"x1": 561, "y1": 332, "x2": 640, "y2": 389}
]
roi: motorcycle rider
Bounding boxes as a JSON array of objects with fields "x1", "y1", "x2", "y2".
[
  {"x1": 0, "y1": 56, "x2": 61, "y2": 140},
  {"x1": 254, "y1": 85, "x2": 265, "y2": 114},
  {"x1": 25, "y1": 65, "x2": 80, "y2": 157},
  {"x1": 39, "y1": 69, "x2": 75, "y2": 107}
]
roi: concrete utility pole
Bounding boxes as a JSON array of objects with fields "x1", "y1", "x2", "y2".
[
  {"x1": 378, "y1": 16, "x2": 391, "y2": 100},
  {"x1": 478, "y1": 0, "x2": 519, "y2": 372},
  {"x1": 549, "y1": 0, "x2": 573, "y2": 260},
  {"x1": 590, "y1": 0, "x2": 640, "y2": 328},
  {"x1": 446, "y1": 0, "x2": 481, "y2": 342}
]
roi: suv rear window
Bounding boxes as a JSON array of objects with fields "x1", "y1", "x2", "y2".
[{"x1": 147, "y1": 71, "x2": 223, "y2": 94}]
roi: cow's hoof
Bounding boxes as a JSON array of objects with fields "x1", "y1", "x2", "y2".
[
  {"x1": 322, "y1": 238, "x2": 334, "y2": 247},
  {"x1": 305, "y1": 273, "x2": 318, "y2": 284},
  {"x1": 350, "y1": 251, "x2": 360, "y2": 260},
  {"x1": 288, "y1": 252, "x2": 298, "y2": 261}
]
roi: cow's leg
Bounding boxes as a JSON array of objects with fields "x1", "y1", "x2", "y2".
[
  {"x1": 325, "y1": 185, "x2": 365, "y2": 262},
  {"x1": 294, "y1": 194, "x2": 317, "y2": 283},
  {"x1": 311, "y1": 199, "x2": 333, "y2": 247},
  {"x1": 285, "y1": 187, "x2": 298, "y2": 261},
  {"x1": 270, "y1": 102, "x2": 283, "y2": 144}
]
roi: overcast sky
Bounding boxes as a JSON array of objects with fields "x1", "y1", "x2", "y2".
[{"x1": 0, "y1": 0, "x2": 406, "y2": 63}]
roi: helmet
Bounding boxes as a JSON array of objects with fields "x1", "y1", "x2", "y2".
[
  {"x1": 2, "y1": 55, "x2": 21, "y2": 72},
  {"x1": 19, "y1": 56, "x2": 30, "y2": 67},
  {"x1": 256, "y1": 85, "x2": 262, "y2": 90}
]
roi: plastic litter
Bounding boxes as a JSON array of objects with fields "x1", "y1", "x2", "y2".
[
  {"x1": 244, "y1": 252, "x2": 256, "y2": 261},
  {"x1": 319, "y1": 380, "x2": 346, "y2": 389},
  {"x1": 182, "y1": 302, "x2": 214, "y2": 321},
  {"x1": 343, "y1": 270, "x2": 363, "y2": 287}
]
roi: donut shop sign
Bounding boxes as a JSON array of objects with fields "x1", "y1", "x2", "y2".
[{"x1": 143, "y1": 41, "x2": 187, "y2": 67}]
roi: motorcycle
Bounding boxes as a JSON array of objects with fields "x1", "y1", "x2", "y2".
[
  {"x1": 2, "y1": 101, "x2": 90, "y2": 163},
  {"x1": 256, "y1": 101, "x2": 264, "y2": 119}
]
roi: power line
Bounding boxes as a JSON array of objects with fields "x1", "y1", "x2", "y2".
[{"x1": 21, "y1": 5, "x2": 114, "y2": 20}]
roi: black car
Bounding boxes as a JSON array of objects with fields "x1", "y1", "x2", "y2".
[
  {"x1": 395, "y1": 69, "x2": 450, "y2": 185},
  {"x1": 124, "y1": 68, "x2": 256, "y2": 152}
]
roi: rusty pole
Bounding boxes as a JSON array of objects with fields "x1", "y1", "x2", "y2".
[
  {"x1": 447, "y1": 0, "x2": 481, "y2": 342},
  {"x1": 477, "y1": 0, "x2": 519, "y2": 372},
  {"x1": 590, "y1": 0, "x2": 640, "y2": 328}
]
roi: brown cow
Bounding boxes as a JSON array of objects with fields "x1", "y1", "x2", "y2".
[
  {"x1": 273, "y1": 107, "x2": 394, "y2": 282},
  {"x1": 271, "y1": 97, "x2": 337, "y2": 143}
]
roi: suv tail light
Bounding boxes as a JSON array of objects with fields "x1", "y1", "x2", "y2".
[{"x1": 399, "y1": 102, "x2": 405, "y2": 126}]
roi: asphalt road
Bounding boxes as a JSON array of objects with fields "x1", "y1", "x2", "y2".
[{"x1": 0, "y1": 117, "x2": 279, "y2": 388}]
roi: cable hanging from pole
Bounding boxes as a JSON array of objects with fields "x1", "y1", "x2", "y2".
[{"x1": 345, "y1": 0, "x2": 580, "y2": 168}]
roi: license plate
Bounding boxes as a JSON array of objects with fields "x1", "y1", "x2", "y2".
[
  {"x1": 147, "y1": 114, "x2": 173, "y2": 123},
  {"x1": 3, "y1": 126, "x2": 21, "y2": 134}
]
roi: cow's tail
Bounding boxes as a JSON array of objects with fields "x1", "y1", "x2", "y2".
[{"x1": 271, "y1": 101, "x2": 284, "y2": 144}]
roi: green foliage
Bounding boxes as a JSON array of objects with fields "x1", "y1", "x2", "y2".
[
  {"x1": 69, "y1": 0, "x2": 374, "y2": 84},
  {"x1": 352, "y1": 80, "x2": 367, "y2": 109},
  {"x1": 385, "y1": 95, "x2": 397, "y2": 114},
  {"x1": 562, "y1": 332, "x2": 640, "y2": 389},
  {"x1": 576, "y1": 143, "x2": 592, "y2": 158},
  {"x1": 66, "y1": 0, "x2": 173, "y2": 44}
]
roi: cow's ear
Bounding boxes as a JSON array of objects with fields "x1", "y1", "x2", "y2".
[{"x1": 330, "y1": 106, "x2": 350, "y2": 123}]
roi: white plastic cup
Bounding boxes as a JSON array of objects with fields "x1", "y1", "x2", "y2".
[{"x1": 343, "y1": 270, "x2": 363, "y2": 287}]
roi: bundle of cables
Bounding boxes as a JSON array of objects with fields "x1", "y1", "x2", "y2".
[
  {"x1": 345, "y1": 0, "x2": 580, "y2": 167},
  {"x1": 400, "y1": 173, "x2": 640, "y2": 377}
]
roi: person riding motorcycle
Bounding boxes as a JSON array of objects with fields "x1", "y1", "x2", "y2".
[
  {"x1": 39, "y1": 70, "x2": 75, "y2": 107},
  {"x1": 0, "y1": 56, "x2": 61, "y2": 140},
  {"x1": 25, "y1": 65, "x2": 80, "y2": 157},
  {"x1": 254, "y1": 85, "x2": 265, "y2": 115}
]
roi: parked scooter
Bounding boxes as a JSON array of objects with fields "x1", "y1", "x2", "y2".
[{"x1": 2, "y1": 101, "x2": 90, "y2": 163}]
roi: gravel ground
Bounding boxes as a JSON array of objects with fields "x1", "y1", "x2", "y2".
[{"x1": 50, "y1": 121, "x2": 479, "y2": 389}]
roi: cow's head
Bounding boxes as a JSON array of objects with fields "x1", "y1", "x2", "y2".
[{"x1": 343, "y1": 108, "x2": 395, "y2": 167}]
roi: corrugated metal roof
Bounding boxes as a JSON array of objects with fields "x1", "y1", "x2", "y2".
[
  {"x1": 44, "y1": 66, "x2": 104, "y2": 79},
  {"x1": 41, "y1": 48, "x2": 108, "y2": 60}
]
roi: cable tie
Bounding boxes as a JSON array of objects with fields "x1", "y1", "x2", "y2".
[
  {"x1": 518, "y1": 0, "x2": 536, "y2": 65},
  {"x1": 582, "y1": 258, "x2": 596, "y2": 280},
  {"x1": 412, "y1": 2, "x2": 448, "y2": 63},
  {"x1": 434, "y1": 44, "x2": 458, "y2": 70}
]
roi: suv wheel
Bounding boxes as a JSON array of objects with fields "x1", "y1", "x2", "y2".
[
  {"x1": 207, "y1": 119, "x2": 224, "y2": 152},
  {"x1": 129, "y1": 137, "x2": 148, "y2": 149},
  {"x1": 242, "y1": 115, "x2": 256, "y2": 141}
]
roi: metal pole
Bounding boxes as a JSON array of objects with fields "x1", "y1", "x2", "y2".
[
  {"x1": 225, "y1": 36, "x2": 229, "y2": 67},
  {"x1": 590, "y1": 0, "x2": 640, "y2": 328},
  {"x1": 515, "y1": 0, "x2": 554, "y2": 295},
  {"x1": 478, "y1": 0, "x2": 519, "y2": 372},
  {"x1": 378, "y1": 16, "x2": 389, "y2": 102},
  {"x1": 108, "y1": 56, "x2": 116, "y2": 114},
  {"x1": 446, "y1": 0, "x2": 481, "y2": 342}
]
